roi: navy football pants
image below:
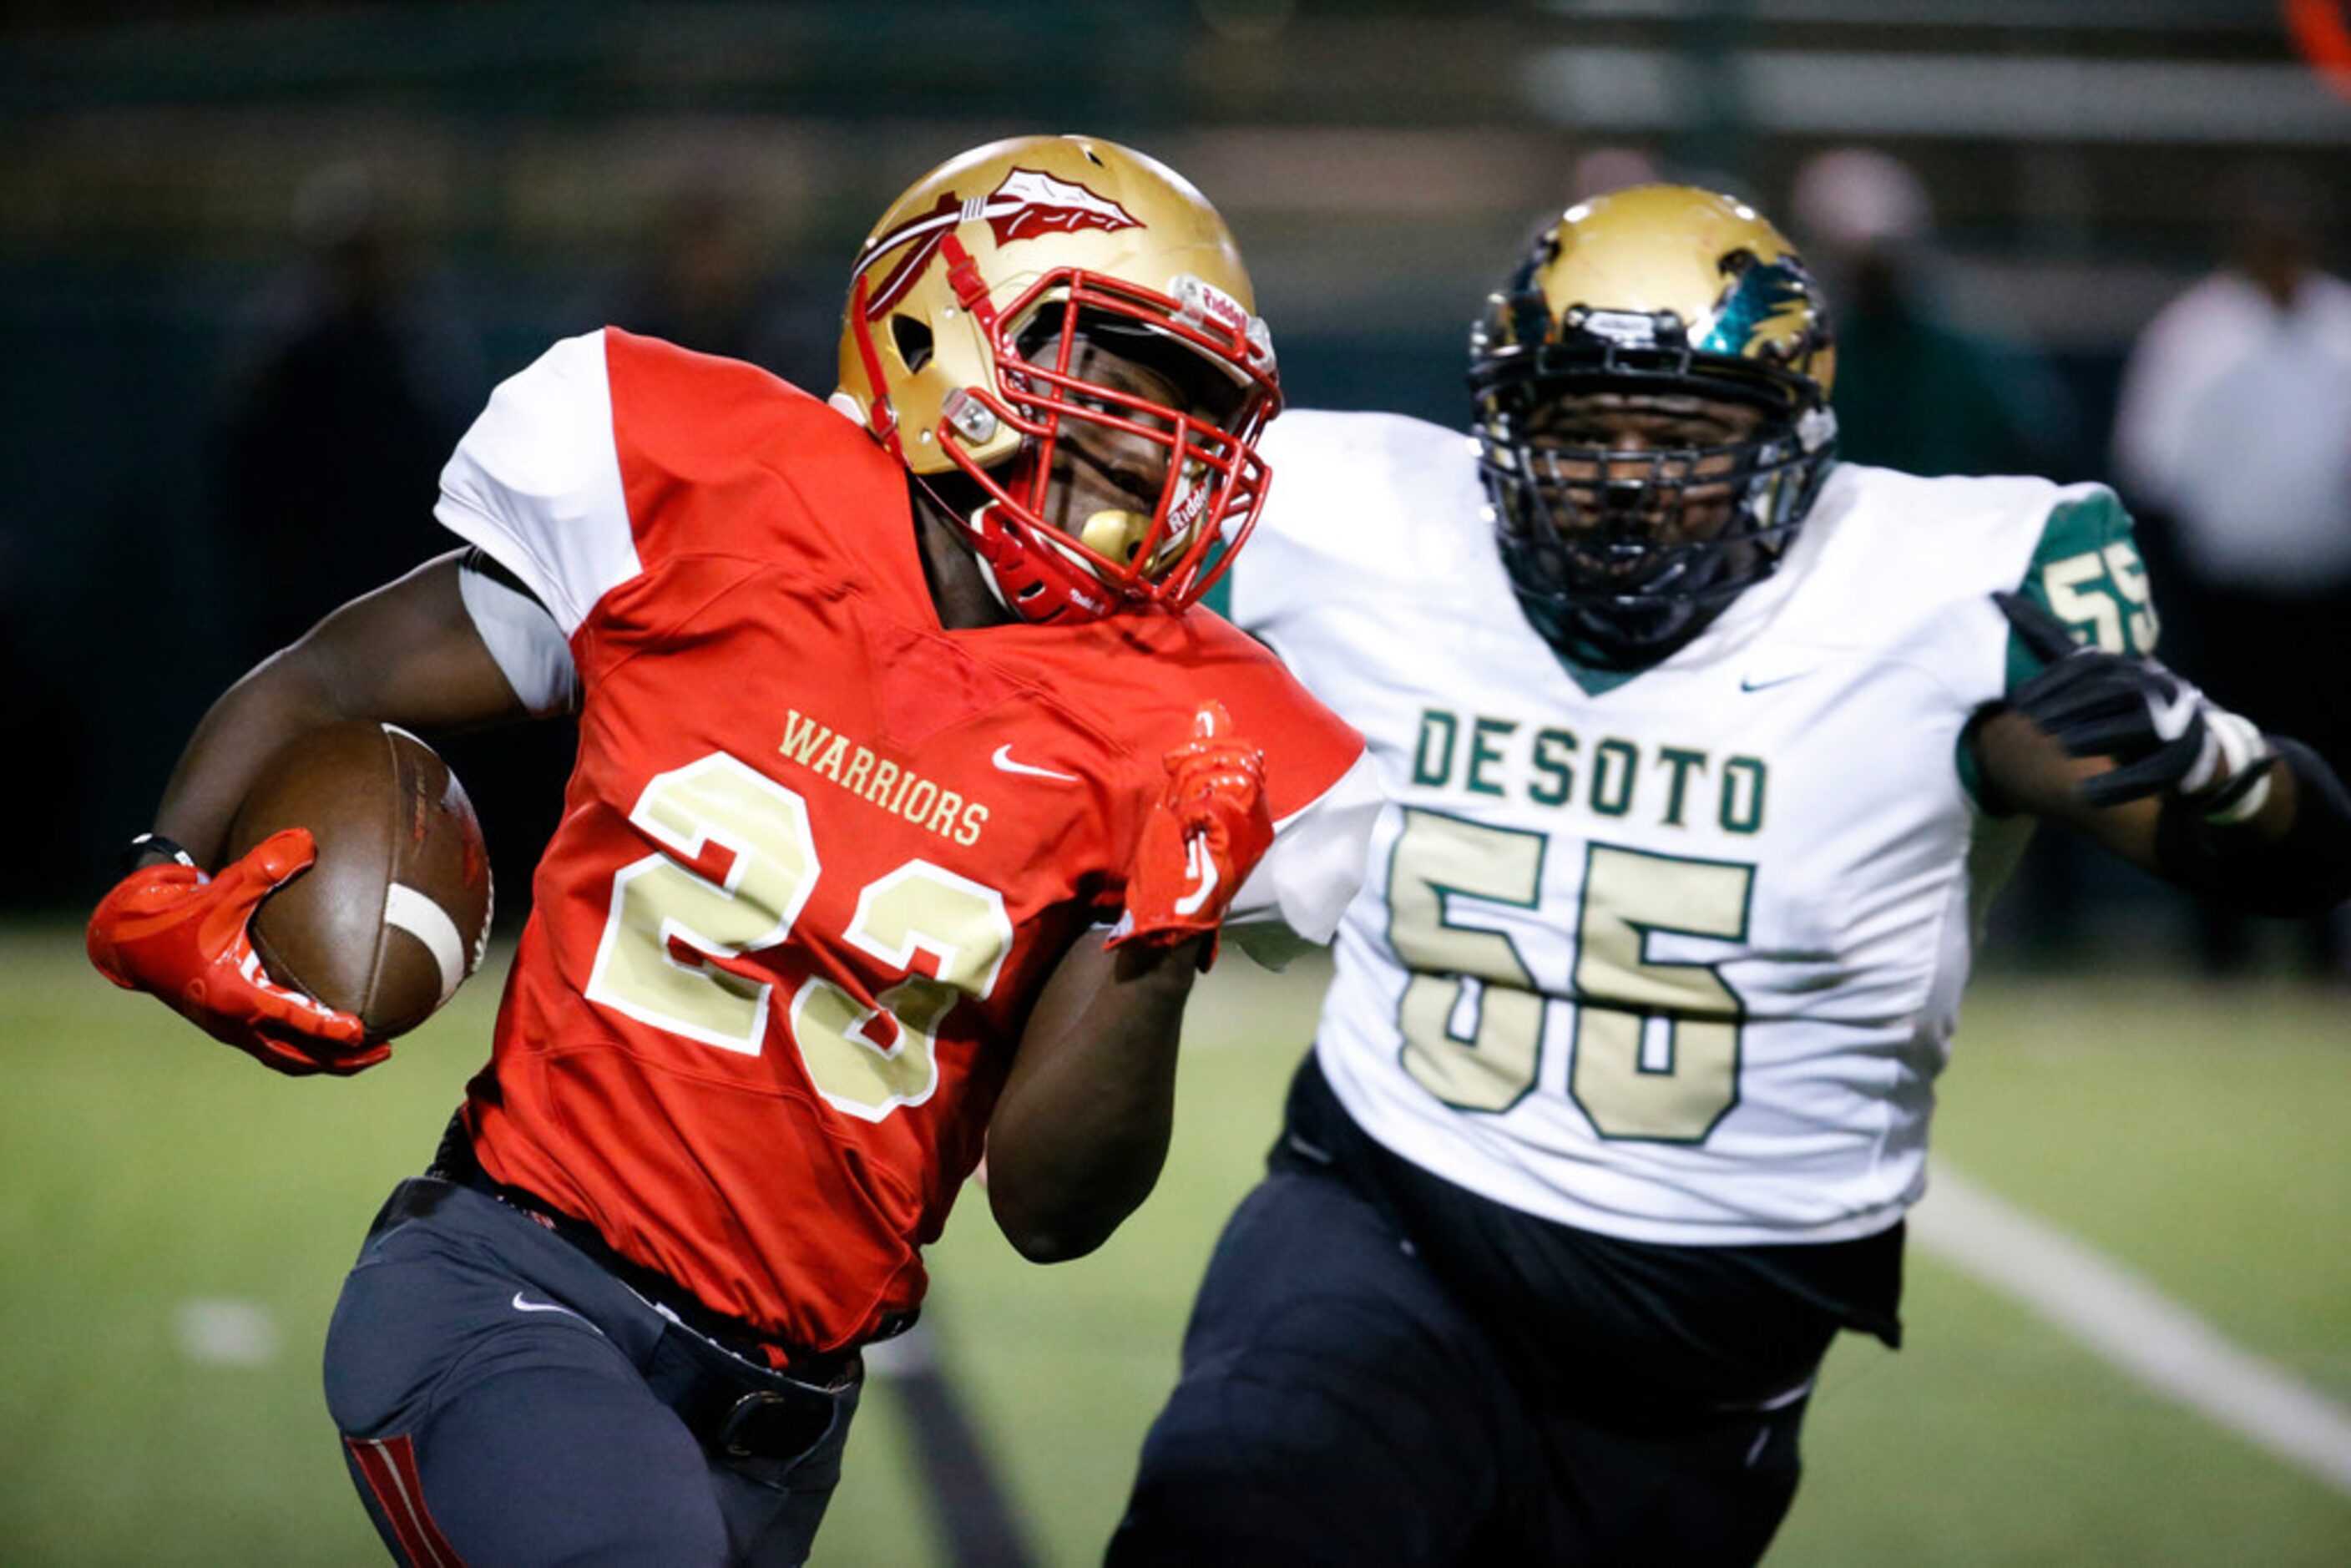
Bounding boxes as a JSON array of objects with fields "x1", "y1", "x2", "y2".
[
  {"x1": 1110, "y1": 1066, "x2": 1817, "y2": 1566},
  {"x1": 323, "y1": 1179, "x2": 858, "y2": 1566}
]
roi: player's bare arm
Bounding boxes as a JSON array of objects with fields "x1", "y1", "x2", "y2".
[
  {"x1": 983, "y1": 933, "x2": 1203, "y2": 1262},
  {"x1": 149, "y1": 550, "x2": 530, "y2": 869},
  {"x1": 1969, "y1": 592, "x2": 2351, "y2": 913},
  {"x1": 987, "y1": 702, "x2": 1275, "y2": 1262},
  {"x1": 88, "y1": 551, "x2": 524, "y2": 1072}
]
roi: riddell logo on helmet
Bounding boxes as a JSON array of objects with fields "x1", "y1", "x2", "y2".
[
  {"x1": 1173, "y1": 275, "x2": 1275, "y2": 372},
  {"x1": 1165, "y1": 478, "x2": 1211, "y2": 536},
  {"x1": 1172, "y1": 275, "x2": 1243, "y2": 331},
  {"x1": 857, "y1": 169, "x2": 1143, "y2": 320}
]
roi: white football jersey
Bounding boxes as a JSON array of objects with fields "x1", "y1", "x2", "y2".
[{"x1": 1227, "y1": 410, "x2": 2156, "y2": 1246}]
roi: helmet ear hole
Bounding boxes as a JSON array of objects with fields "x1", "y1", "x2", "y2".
[{"x1": 890, "y1": 316, "x2": 934, "y2": 373}]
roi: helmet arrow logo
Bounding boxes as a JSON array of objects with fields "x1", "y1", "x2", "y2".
[
  {"x1": 856, "y1": 169, "x2": 1143, "y2": 321},
  {"x1": 983, "y1": 169, "x2": 1140, "y2": 244}
]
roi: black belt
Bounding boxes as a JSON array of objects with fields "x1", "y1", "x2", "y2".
[
  {"x1": 426, "y1": 1115, "x2": 872, "y2": 1388},
  {"x1": 642, "y1": 1320, "x2": 846, "y2": 1464}
]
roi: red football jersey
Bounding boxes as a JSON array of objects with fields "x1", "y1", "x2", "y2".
[{"x1": 433, "y1": 330, "x2": 1368, "y2": 1352}]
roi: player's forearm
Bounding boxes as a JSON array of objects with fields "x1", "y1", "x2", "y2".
[
  {"x1": 1974, "y1": 706, "x2": 2351, "y2": 913},
  {"x1": 1970, "y1": 705, "x2": 2166, "y2": 863},
  {"x1": 985, "y1": 937, "x2": 1203, "y2": 1263},
  {"x1": 2151, "y1": 739, "x2": 2351, "y2": 915},
  {"x1": 149, "y1": 555, "x2": 530, "y2": 867},
  {"x1": 152, "y1": 648, "x2": 359, "y2": 866}
]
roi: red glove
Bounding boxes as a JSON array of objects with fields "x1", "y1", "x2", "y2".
[
  {"x1": 87, "y1": 827, "x2": 387, "y2": 1077},
  {"x1": 1110, "y1": 701, "x2": 1276, "y2": 956}
]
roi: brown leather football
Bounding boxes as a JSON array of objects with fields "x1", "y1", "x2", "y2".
[{"x1": 225, "y1": 721, "x2": 494, "y2": 1039}]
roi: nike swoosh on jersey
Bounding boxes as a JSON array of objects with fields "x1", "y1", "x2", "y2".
[
  {"x1": 991, "y1": 743, "x2": 1081, "y2": 782},
  {"x1": 1740, "y1": 670, "x2": 1818, "y2": 692}
]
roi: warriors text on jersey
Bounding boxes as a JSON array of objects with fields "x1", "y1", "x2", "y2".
[
  {"x1": 432, "y1": 331, "x2": 1372, "y2": 1352},
  {"x1": 1225, "y1": 409, "x2": 2156, "y2": 1247}
]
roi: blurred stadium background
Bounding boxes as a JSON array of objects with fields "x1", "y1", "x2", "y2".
[{"x1": 3, "y1": 2, "x2": 2347, "y2": 1563}]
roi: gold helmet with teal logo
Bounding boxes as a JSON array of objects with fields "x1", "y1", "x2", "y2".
[
  {"x1": 1469, "y1": 184, "x2": 1838, "y2": 669},
  {"x1": 837, "y1": 134, "x2": 1281, "y2": 624}
]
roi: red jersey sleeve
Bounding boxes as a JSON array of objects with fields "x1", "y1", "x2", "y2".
[
  {"x1": 1085, "y1": 609, "x2": 1376, "y2": 943},
  {"x1": 1183, "y1": 613, "x2": 1378, "y2": 942}
]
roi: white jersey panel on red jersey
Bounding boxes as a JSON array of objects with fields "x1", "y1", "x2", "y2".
[
  {"x1": 436, "y1": 331, "x2": 641, "y2": 635},
  {"x1": 1231, "y1": 408, "x2": 2101, "y2": 1246},
  {"x1": 455, "y1": 562, "x2": 580, "y2": 716}
]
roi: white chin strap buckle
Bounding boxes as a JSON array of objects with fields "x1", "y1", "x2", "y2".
[{"x1": 942, "y1": 388, "x2": 999, "y2": 444}]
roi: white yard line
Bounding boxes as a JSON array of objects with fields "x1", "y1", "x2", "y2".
[{"x1": 1913, "y1": 1167, "x2": 2351, "y2": 1497}]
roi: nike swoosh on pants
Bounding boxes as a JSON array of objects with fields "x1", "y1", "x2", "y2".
[{"x1": 510, "y1": 1291, "x2": 599, "y2": 1332}]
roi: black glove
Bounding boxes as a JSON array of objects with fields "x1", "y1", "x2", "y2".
[{"x1": 1993, "y1": 590, "x2": 2273, "y2": 820}]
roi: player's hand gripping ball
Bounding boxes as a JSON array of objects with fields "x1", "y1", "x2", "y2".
[
  {"x1": 88, "y1": 722, "x2": 494, "y2": 1075},
  {"x1": 1111, "y1": 701, "x2": 1276, "y2": 957},
  {"x1": 1995, "y1": 591, "x2": 2274, "y2": 822},
  {"x1": 88, "y1": 827, "x2": 385, "y2": 1076}
]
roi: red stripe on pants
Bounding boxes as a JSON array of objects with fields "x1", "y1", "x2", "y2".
[{"x1": 346, "y1": 1434, "x2": 465, "y2": 1568}]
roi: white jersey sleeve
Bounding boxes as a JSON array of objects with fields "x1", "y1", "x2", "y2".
[
  {"x1": 1231, "y1": 410, "x2": 1487, "y2": 660},
  {"x1": 435, "y1": 330, "x2": 641, "y2": 637},
  {"x1": 1211, "y1": 411, "x2": 1456, "y2": 963},
  {"x1": 1223, "y1": 750, "x2": 1384, "y2": 960}
]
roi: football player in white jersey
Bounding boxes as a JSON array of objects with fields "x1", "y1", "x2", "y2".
[{"x1": 1110, "y1": 185, "x2": 2351, "y2": 1565}]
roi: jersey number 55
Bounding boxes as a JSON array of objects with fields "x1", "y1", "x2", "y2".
[{"x1": 1389, "y1": 809, "x2": 1754, "y2": 1143}]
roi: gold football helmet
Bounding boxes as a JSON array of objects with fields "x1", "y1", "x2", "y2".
[
  {"x1": 837, "y1": 134, "x2": 1281, "y2": 623},
  {"x1": 1469, "y1": 184, "x2": 1838, "y2": 668}
]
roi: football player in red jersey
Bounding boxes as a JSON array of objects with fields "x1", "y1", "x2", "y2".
[{"x1": 87, "y1": 135, "x2": 1378, "y2": 1565}]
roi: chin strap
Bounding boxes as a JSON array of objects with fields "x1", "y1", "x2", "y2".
[
  {"x1": 965, "y1": 504, "x2": 1019, "y2": 615},
  {"x1": 961, "y1": 499, "x2": 1096, "y2": 624},
  {"x1": 960, "y1": 493, "x2": 1123, "y2": 624},
  {"x1": 843, "y1": 275, "x2": 901, "y2": 458}
]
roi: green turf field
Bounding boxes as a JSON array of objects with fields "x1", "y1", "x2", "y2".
[{"x1": 4, "y1": 923, "x2": 2346, "y2": 1565}]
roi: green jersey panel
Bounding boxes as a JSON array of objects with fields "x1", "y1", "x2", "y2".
[
  {"x1": 2005, "y1": 487, "x2": 2160, "y2": 689},
  {"x1": 1956, "y1": 486, "x2": 2158, "y2": 807}
]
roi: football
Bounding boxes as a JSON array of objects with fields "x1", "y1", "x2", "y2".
[{"x1": 225, "y1": 721, "x2": 493, "y2": 1039}]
